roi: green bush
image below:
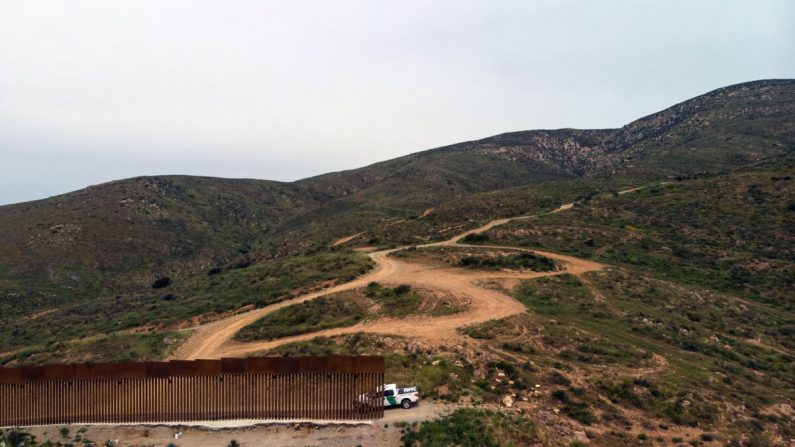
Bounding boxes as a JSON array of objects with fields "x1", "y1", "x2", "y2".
[
  {"x1": 236, "y1": 295, "x2": 368, "y2": 341},
  {"x1": 401, "y1": 409, "x2": 538, "y2": 447},
  {"x1": 461, "y1": 233, "x2": 489, "y2": 243},
  {"x1": 393, "y1": 284, "x2": 412, "y2": 295},
  {"x1": 457, "y1": 252, "x2": 556, "y2": 271}
]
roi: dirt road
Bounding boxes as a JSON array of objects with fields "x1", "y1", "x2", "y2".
[
  {"x1": 24, "y1": 401, "x2": 460, "y2": 447},
  {"x1": 172, "y1": 196, "x2": 607, "y2": 360}
]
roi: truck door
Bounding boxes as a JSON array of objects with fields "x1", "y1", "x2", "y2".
[{"x1": 384, "y1": 389, "x2": 397, "y2": 406}]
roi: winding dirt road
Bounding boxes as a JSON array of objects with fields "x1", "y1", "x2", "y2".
[{"x1": 172, "y1": 200, "x2": 605, "y2": 360}]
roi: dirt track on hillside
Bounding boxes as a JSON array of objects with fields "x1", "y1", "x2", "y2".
[{"x1": 171, "y1": 196, "x2": 610, "y2": 360}]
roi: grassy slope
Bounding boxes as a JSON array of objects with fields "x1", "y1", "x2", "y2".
[
  {"x1": 234, "y1": 292, "x2": 370, "y2": 341},
  {"x1": 0, "y1": 176, "x2": 325, "y2": 312},
  {"x1": 235, "y1": 283, "x2": 432, "y2": 341},
  {"x1": 0, "y1": 251, "x2": 373, "y2": 359},
  {"x1": 507, "y1": 270, "x2": 794, "y2": 440},
  {"x1": 1, "y1": 330, "x2": 191, "y2": 366},
  {"x1": 478, "y1": 157, "x2": 795, "y2": 308}
]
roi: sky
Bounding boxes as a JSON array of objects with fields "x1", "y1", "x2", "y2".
[{"x1": 1, "y1": 1, "x2": 793, "y2": 205}]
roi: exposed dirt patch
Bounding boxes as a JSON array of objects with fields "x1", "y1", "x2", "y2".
[
  {"x1": 23, "y1": 402, "x2": 461, "y2": 447},
  {"x1": 23, "y1": 307, "x2": 60, "y2": 320},
  {"x1": 331, "y1": 232, "x2": 366, "y2": 247}
]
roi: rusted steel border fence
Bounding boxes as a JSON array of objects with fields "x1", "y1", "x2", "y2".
[{"x1": 0, "y1": 356, "x2": 384, "y2": 426}]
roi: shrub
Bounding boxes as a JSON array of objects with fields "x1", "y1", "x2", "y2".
[
  {"x1": 152, "y1": 277, "x2": 172, "y2": 289},
  {"x1": 550, "y1": 371, "x2": 572, "y2": 386},
  {"x1": 461, "y1": 233, "x2": 489, "y2": 243},
  {"x1": 393, "y1": 284, "x2": 412, "y2": 295},
  {"x1": 458, "y1": 252, "x2": 556, "y2": 271},
  {"x1": 401, "y1": 409, "x2": 538, "y2": 446}
]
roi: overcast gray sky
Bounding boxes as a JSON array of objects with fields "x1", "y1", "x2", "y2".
[{"x1": 1, "y1": 0, "x2": 793, "y2": 205}]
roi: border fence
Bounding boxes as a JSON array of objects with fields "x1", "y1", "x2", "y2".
[{"x1": 0, "y1": 356, "x2": 384, "y2": 426}]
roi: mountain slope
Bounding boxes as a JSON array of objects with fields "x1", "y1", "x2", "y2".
[
  {"x1": 0, "y1": 176, "x2": 323, "y2": 309},
  {"x1": 270, "y1": 79, "x2": 795, "y2": 252},
  {"x1": 0, "y1": 79, "x2": 793, "y2": 325}
]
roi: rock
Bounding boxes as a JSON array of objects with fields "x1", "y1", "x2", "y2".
[
  {"x1": 535, "y1": 384, "x2": 541, "y2": 388},
  {"x1": 431, "y1": 360, "x2": 441, "y2": 366},
  {"x1": 572, "y1": 431, "x2": 589, "y2": 443},
  {"x1": 502, "y1": 395, "x2": 514, "y2": 407},
  {"x1": 497, "y1": 372, "x2": 505, "y2": 377}
]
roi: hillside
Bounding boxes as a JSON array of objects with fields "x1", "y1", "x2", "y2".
[
  {"x1": 268, "y1": 79, "x2": 795, "y2": 252},
  {"x1": 473, "y1": 155, "x2": 795, "y2": 309},
  {"x1": 0, "y1": 176, "x2": 326, "y2": 311},
  {"x1": 1, "y1": 78, "x2": 793, "y2": 349},
  {"x1": 2, "y1": 79, "x2": 795, "y2": 445}
]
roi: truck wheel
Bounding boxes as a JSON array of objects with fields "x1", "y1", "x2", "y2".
[{"x1": 401, "y1": 399, "x2": 412, "y2": 409}]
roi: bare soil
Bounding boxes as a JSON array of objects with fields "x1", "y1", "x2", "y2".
[{"x1": 24, "y1": 401, "x2": 460, "y2": 447}]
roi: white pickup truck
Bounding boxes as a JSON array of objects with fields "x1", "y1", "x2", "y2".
[
  {"x1": 358, "y1": 383, "x2": 420, "y2": 410},
  {"x1": 383, "y1": 383, "x2": 420, "y2": 409}
]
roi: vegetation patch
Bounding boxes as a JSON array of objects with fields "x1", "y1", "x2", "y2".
[
  {"x1": 598, "y1": 378, "x2": 718, "y2": 427},
  {"x1": 0, "y1": 330, "x2": 189, "y2": 366},
  {"x1": 392, "y1": 245, "x2": 556, "y2": 272},
  {"x1": 457, "y1": 251, "x2": 556, "y2": 271},
  {"x1": 235, "y1": 293, "x2": 369, "y2": 341},
  {"x1": 460, "y1": 233, "x2": 490, "y2": 243},
  {"x1": 400, "y1": 409, "x2": 540, "y2": 447},
  {"x1": 482, "y1": 166, "x2": 795, "y2": 309},
  {"x1": 365, "y1": 282, "x2": 423, "y2": 318},
  {"x1": 237, "y1": 282, "x2": 465, "y2": 342},
  {"x1": 0, "y1": 251, "x2": 373, "y2": 354},
  {"x1": 510, "y1": 269, "x2": 795, "y2": 434}
]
